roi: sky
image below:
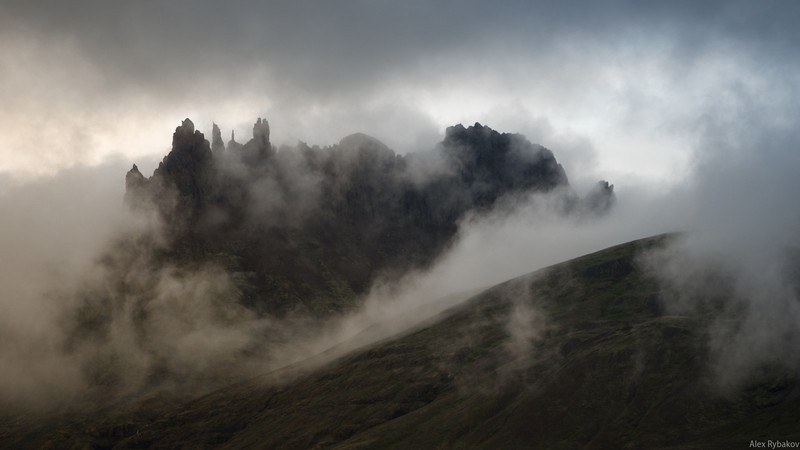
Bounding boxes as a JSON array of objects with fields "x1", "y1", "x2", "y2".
[{"x1": 2, "y1": 0, "x2": 799, "y2": 190}]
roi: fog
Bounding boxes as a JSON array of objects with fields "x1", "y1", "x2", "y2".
[
  {"x1": 640, "y1": 106, "x2": 800, "y2": 390},
  {"x1": 0, "y1": 160, "x2": 132, "y2": 408}
]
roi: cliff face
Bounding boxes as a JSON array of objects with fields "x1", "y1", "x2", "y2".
[
  {"x1": 123, "y1": 164, "x2": 148, "y2": 207},
  {"x1": 124, "y1": 118, "x2": 608, "y2": 316},
  {"x1": 152, "y1": 119, "x2": 214, "y2": 197},
  {"x1": 211, "y1": 123, "x2": 225, "y2": 154},
  {"x1": 125, "y1": 119, "x2": 217, "y2": 225},
  {"x1": 440, "y1": 122, "x2": 568, "y2": 194}
]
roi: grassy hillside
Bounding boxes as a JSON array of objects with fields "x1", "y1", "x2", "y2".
[{"x1": 3, "y1": 234, "x2": 798, "y2": 449}]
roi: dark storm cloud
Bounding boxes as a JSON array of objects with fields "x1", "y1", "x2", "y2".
[
  {"x1": 4, "y1": 0, "x2": 799, "y2": 101},
  {"x1": 3, "y1": 0, "x2": 800, "y2": 176}
]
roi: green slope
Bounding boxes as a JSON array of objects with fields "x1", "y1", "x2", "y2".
[{"x1": 3, "y1": 234, "x2": 799, "y2": 449}]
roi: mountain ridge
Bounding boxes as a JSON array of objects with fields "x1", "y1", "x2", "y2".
[{"x1": 121, "y1": 118, "x2": 614, "y2": 318}]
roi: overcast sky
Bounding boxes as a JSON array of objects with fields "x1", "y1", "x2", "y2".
[{"x1": 1, "y1": 1, "x2": 799, "y2": 189}]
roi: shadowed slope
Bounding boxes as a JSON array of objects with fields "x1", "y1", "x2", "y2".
[{"x1": 5, "y1": 234, "x2": 798, "y2": 449}]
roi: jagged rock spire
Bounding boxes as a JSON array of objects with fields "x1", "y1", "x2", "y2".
[
  {"x1": 124, "y1": 163, "x2": 149, "y2": 208},
  {"x1": 125, "y1": 164, "x2": 144, "y2": 190},
  {"x1": 227, "y1": 129, "x2": 243, "y2": 152},
  {"x1": 581, "y1": 180, "x2": 616, "y2": 216},
  {"x1": 211, "y1": 122, "x2": 225, "y2": 153},
  {"x1": 252, "y1": 118, "x2": 270, "y2": 148},
  {"x1": 151, "y1": 118, "x2": 214, "y2": 209},
  {"x1": 179, "y1": 118, "x2": 194, "y2": 134},
  {"x1": 242, "y1": 117, "x2": 273, "y2": 163}
]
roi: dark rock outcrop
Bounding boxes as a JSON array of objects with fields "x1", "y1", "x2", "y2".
[
  {"x1": 441, "y1": 122, "x2": 568, "y2": 194},
  {"x1": 227, "y1": 130, "x2": 243, "y2": 153},
  {"x1": 211, "y1": 122, "x2": 225, "y2": 154},
  {"x1": 147, "y1": 118, "x2": 215, "y2": 223},
  {"x1": 582, "y1": 180, "x2": 616, "y2": 216},
  {"x1": 124, "y1": 164, "x2": 149, "y2": 208},
  {"x1": 123, "y1": 118, "x2": 606, "y2": 316},
  {"x1": 241, "y1": 117, "x2": 273, "y2": 165},
  {"x1": 434, "y1": 122, "x2": 568, "y2": 212}
]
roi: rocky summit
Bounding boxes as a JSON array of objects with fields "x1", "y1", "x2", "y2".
[
  {"x1": 34, "y1": 118, "x2": 615, "y2": 416},
  {"x1": 123, "y1": 118, "x2": 613, "y2": 317}
]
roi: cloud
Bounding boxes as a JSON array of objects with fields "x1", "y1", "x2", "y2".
[
  {"x1": 0, "y1": 160, "x2": 131, "y2": 409},
  {"x1": 637, "y1": 81, "x2": 800, "y2": 389},
  {"x1": 3, "y1": 1, "x2": 800, "y2": 182}
]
